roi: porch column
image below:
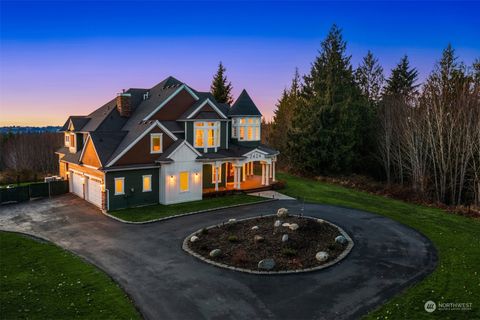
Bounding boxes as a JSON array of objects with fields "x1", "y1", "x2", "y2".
[
  {"x1": 237, "y1": 166, "x2": 242, "y2": 189},
  {"x1": 272, "y1": 161, "x2": 276, "y2": 182},
  {"x1": 250, "y1": 161, "x2": 254, "y2": 175},
  {"x1": 233, "y1": 165, "x2": 238, "y2": 189},
  {"x1": 269, "y1": 161, "x2": 273, "y2": 178},
  {"x1": 214, "y1": 164, "x2": 219, "y2": 191},
  {"x1": 242, "y1": 163, "x2": 246, "y2": 182},
  {"x1": 265, "y1": 163, "x2": 270, "y2": 186},
  {"x1": 261, "y1": 163, "x2": 265, "y2": 185}
]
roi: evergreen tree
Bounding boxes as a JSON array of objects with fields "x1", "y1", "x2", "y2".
[
  {"x1": 355, "y1": 51, "x2": 384, "y2": 103},
  {"x1": 210, "y1": 62, "x2": 234, "y2": 104},
  {"x1": 288, "y1": 24, "x2": 370, "y2": 174},
  {"x1": 384, "y1": 55, "x2": 419, "y2": 99}
]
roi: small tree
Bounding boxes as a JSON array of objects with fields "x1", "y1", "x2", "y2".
[{"x1": 211, "y1": 62, "x2": 234, "y2": 104}]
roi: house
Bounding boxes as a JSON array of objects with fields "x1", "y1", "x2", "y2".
[{"x1": 56, "y1": 76, "x2": 279, "y2": 211}]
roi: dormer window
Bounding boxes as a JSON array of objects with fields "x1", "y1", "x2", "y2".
[
  {"x1": 232, "y1": 117, "x2": 260, "y2": 141},
  {"x1": 65, "y1": 133, "x2": 70, "y2": 146},
  {"x1": 150, "y1": 133, "x2": 163, "y2": 153}
]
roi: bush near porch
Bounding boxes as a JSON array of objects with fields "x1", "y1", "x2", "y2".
[
  {"x1": 278, "y1": 172, "x2": 480, "y2": 319},
  {"x1": 0, "y1": 231, "x2": 140, "y2": 320},
  {"x1": 109, "y1": 194, "x2": 263, "y2": 222}
]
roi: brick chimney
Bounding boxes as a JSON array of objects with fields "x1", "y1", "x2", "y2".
[{"x1": 116, "y1": 92, "x2": 132, "y2": 117}]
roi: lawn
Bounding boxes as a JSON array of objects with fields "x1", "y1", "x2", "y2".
[
  {"x1": 0, "y1": 231, "x2": 141, "y2": 320},
  {"x1": 109, "y1": 194, "x2": 264, "y2": 222},
  {"x1": 277, "y1": 172, "x2": 480, "y2": 319}
]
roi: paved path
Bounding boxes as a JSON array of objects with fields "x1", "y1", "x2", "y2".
[
  {"x1": 0, "y1": 194, "x2": 437, "y2": 320},
  {"x1": 248, "y1": 190, "x2": 295, "y2": 200}
]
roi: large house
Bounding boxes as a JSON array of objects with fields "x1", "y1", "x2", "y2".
[{"x1": 56, "y1": 76, "x2": 279, "y2": 211}]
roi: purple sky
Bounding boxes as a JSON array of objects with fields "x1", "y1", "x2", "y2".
[{"x1": 1, "y1": 1, "x2": 479, "y2": 126}]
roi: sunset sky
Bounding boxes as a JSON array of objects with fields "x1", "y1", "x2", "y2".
[{"x1": 1, "y1": 1, "x2": 479, "y2": 126}]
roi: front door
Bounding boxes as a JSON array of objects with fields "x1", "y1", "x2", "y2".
[{"x1": 226, "y1": 162, "x2": 235, "y2": 184}]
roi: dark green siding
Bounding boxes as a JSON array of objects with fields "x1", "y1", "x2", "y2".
[
  {"x1": 186, "y1": 122, "x2": 194, "y2": 146},
  {"x1": 106, "y1": 168, "x2": 159, "y2": 211},
  {"x1": 202, "y1": 163, "x2": 227, "y2": 189}
]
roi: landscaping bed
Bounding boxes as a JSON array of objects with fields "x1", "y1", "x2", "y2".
[{"x1": 185, "y1": 212, "x2": 352, "y2": 272}]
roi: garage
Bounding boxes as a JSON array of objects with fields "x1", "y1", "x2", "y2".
[
  {"x1": 71, "y1": 171, "x2": 84, "y2": 198},
  {"x1": 86, "y1": 177, "x2": 102, "y2": 208}
]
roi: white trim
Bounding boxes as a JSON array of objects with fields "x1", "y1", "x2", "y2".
[
  {"x1": 185, "y1": 99, "x2": 227, "y2": 119},
  {"x1": 79, "y1": 134, "x2": 103, "y2": 168},
  {"x1": 226, "y1": 121, "x2": 229, "y2": 149},
  {"x1": 142, "y1": 84, "x2": 199, "y2": 121},
  {"x1": 212, "y1": 164, "x2": 222, "y2": 183},
  {"x1": 103, "y1": 165, "x2": 158, "y2": 172},
  {"x1": 68, "y1": 119, "x2": 75, "y2": 131},
  {"x1": 165, "y1": 140, "x2": 202, "y2": 158},
  {"x1": 114, "y1": 177, "x2": 125, "y2": 195},
  {"x1": 84, "y1": 173, "x2": 103, "y2": 182},
  {"x1": 83, "y1": 164, "x2": 99, "y2": 170},
  {"x1": 243, "y1": 148, "x2": 269, "y2": 157},
  {"x1": 106, "y1": 121, "x2": 177, "y2": 167},
  {"x1": 150, "y1": 133, "x2": 163, "y2": 154},
  {"x1": 193, "y1": 121, "x2": 221, "y2": 149},
  {"x1": 142, "y1": 175, "x2": 152, "y2": 192}
]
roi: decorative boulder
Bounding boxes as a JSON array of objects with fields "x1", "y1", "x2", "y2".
[
  {"x1": 190, "y1": 235, "x2": 199, "y2": 243},
  {"x1": 209, "y1": 249, "x2": 222, "y2": 257},
  {"x1": 254, "y1": 235, "x2": 264, "y2": 242},
  {"x1": 228, "y1": 218, "x2": 236, "y2": 223},
  {"x1": 315, "y1": 251, "x2": 329, "y2": 262},
  {"x1": 258, "y1": 258, "x2": 276, "y2": 270},
  {"x1": 251, "y1": 226, "x2": 259, "y2": 231},
  {"x1": 281, "y1": 234, "x2": 289, "y2": 242},
  {"x1": 289, "y1": 223, "x2": 299, "y2": 231},
  {"x1": 277, "y1": 208, "x2": 289, "y2": 218},
  {"x1": 335, "y1": 235, "x2": 347, "y2": 244},
  {"x1": 274, "y1": 220, "x2": 282, "y2": 228},
  {"x1": 317, "y1": 219, "x2": 325, "y2": 224},
  {"x1": 282, "y1": 223, "x2": 291, "y2": 227}
]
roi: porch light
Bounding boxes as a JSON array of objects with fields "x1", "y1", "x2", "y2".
[
  {"x1": 169, "y1": 175, "x2": 175, "y2": 184},
  {"x1": 100, "y1": 184, "x2": 106, "y2": 192},
  {"x1": 81, "y1": 177, "x2": 86, "y2": 184}
]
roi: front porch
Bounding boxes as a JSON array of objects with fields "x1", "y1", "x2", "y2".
[{"x1": 203, "y1": 175, "x2": 278, "y2": 194}]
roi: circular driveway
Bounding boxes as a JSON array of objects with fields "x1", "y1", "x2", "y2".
[{"x1": 0, "y1": 195, "x2": 437, "y2": 320}]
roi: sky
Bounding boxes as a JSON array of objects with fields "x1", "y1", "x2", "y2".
[{"x1": 0, "y1": 1, "x2": 479, "y2": 126}]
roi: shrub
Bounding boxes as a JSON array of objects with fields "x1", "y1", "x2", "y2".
[
  {"x1": 231, "y1": 249, "x2": 248, "y2": 264},
  {"x1": 227, "y1": 235, "x2": 238, "y2": 242},
  {"x1": 282, "y1": 248, "x2": 297, "y2": 257}
]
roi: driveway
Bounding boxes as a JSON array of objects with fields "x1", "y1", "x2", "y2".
[{"x1": 0, "y1": 194, "x2": 437, "y2": 320}]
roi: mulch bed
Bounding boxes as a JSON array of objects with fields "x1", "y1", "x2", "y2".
[{"x1": 186, "y1": 215, "x2": 349, "y2": 271}]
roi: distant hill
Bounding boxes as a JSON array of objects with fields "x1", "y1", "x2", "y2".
[{"x1": 0, "y1": 126, "x2": 61, "y2": 134}]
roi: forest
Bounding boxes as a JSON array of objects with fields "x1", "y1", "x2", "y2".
[{"x1": 263, "y1": 25, "x2": 479, "y2": 210}]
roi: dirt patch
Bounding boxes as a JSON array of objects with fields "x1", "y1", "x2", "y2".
[{"x1": 186, "y1": 216, "x2": 349, "y2": 271}]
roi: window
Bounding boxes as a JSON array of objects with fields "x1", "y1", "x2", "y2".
[
  {"x1": 179, "y1": 171, "x2": 189, "y2": 192},
  {"x1": 212, "y1": 165, "x2": 222, "y2": 183},
  {"x1": 65, "y1": 134, "x2": 70, "y2": 146},
  {"x1": 114, "y1": 177, "x2": 125, "y2": 195},
  {"x1": 232, "y1": 117, "x2": 261, "y2": 141},
  {"x1": 150, "y1": 134, "x2": 163, "y2": 153},
  {"x1": 142, "y1": 175, "x2": 152, "y2": 192},
  {"x1": 194, "y1": 121, "x2": 220, "y2": 148}
]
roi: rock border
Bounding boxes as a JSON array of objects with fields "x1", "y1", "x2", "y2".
[
  {"x1": 102, "y1": 199, "x2": 277, "y2": 224},
  {"x1": 182, "y1": 214, "x2": 354, "y2": 275}
]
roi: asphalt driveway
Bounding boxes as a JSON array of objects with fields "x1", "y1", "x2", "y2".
[{"x1": 0, "y1": 194, "x2": 437, "y2": 320}]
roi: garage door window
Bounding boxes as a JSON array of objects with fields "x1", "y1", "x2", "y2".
[
  {"x1": 142, "y1": 175, "x2": 152, "y2": 192},
  {"x1": 115, "y1": 177, "x2": 125, "y2": 195},
  {"x1": 179, "y1": 171, "x2": 189, "y2": 192}
]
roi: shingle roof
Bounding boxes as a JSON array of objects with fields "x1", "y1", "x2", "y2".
[
  {"x1": 229, "y1": 90, "x2": 262, "y2": 116},
  {"x1": 59, "y1": 116, "x2": 90, "y2": 132},
  {"x1": 89, "y1": 132, "x2": 127, "y2": 166}
]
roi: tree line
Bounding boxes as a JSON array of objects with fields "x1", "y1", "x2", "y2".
[
  {"x1": 266, "y1": 25, "x2": 479, "y2": 207},
  {"x1": 0, "y1": 133, "x2": 62, "y2": 184}
]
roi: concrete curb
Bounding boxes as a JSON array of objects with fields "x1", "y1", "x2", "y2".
[
  {"x1": 182, "y1": 214, "x2": 354, "y2": 275},
  {"x1": 102, "y1": 199, "x2": 278, "y2": 225}
]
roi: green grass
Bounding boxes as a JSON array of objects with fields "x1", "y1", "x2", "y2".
[
  {"x1": 0, "y1": 231, "x2": 141, "y2": 320},
  {"x1": 109, "y1": 194, "x2": 264, "y2": 222},
  {"x1": 278, "y1": 172, "x2": 480, "y2": 319}
]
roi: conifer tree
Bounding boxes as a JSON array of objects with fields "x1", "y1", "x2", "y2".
[
  {"x1": 384, "y1": 55, "x2": 419, "y2": 99},
  {"x1": 210, "y1": 62, "x2": 233, "y2": 104},
  {"x1": 355, "y1": 51, "x2": 384, "y2": 103}
]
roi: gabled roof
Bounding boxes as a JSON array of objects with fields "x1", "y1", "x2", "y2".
[
  {"x1": 60, "y1": 116, "x2": 90, "y2": 132},
  {"x1": 229, "y1": 90, "x2": 262, "y2": 116},
  {"x1": 88, "y1": 132, "x2": 127, "y2": 167},
  {"x1": 155, "y1": 139, "x2": 201, "y2": 163},
  {"x1": 179, "y1": 98, "x2": 227, "y2": 120}
]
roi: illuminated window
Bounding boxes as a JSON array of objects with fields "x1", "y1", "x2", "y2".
[
  {"x1": 114, "y1": 177, "x2": 125, "y2": 195},
  {"x1": 194, "y1": 121, "x2": 220, "y2": 148},
  {"x1": 195, "y1": 129, "x2": 204, "y2": 147},
  {"x1": 142, "y1": 175, "x2": 152, "y2": 192},
  {"x1": 179, "y1": 171, "x2": 189, "y2": 192},
  {"x1": 150, "y1": 133, "x2": 163, "y2": 153},
  {"x1": 208, "y1": 129, "x2": 215, "y2": 147},
  {"x1": 65, "y1": 134, "x2": 70, "y2": 146},
  {"x1": 212, "y1": 165, "x2": 222, "y2": 183},
  {"x1": 232, "y1": 117, "x2": 260, "y2": 141}
]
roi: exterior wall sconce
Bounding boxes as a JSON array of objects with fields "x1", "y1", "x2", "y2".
[
  {"x1": 101, "y1": 184, "x2": 106, "y2": 192},
  {"x1": 169, "y1": 175, "x2": 175, "y2": 184},
  {"x1": 81, "y1": 177, "x2": 86, "y2": 184}
]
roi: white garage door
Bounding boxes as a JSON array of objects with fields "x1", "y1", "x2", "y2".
[
  {"x1": 71, "y1": 172, "x2": 84, "y2": 198},
  {"x1": 86, "y1": 178, "x2": 102, "y2": 208}
]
